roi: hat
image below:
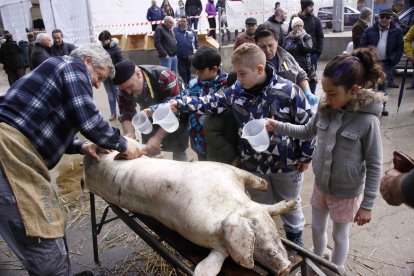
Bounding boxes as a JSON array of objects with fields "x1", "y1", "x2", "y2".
[
  {"x1": 112, "y1": 60, "x2": 136, "y2": 85},
  {"x1": 359, "y1": 7, "x2": 373, "y2": 19},
  {"x1": 291, "y1": 17, "x2": 304, "y2": 28},
  {"x1": 245, "y1": 17, "x2": 257, "y2": 25},
  {"x1": 300, "y1": 0, "x2": 314, "y2": 11},
  {"x1": 4, "y1": 33, "x2": 12, "y2": 40},
  {"x1": 379, "y1": 8, "x2": 394, "y2": 16}
]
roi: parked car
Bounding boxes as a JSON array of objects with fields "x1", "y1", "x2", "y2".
[{"x1": 317, "y1": 6, "x2": 360, "y2": 29}]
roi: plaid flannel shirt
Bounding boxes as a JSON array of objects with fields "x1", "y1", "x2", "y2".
[{"x1": 0, "y1": 56, "x2": 127, "y2": 169}]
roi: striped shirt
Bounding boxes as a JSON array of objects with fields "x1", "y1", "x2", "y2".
[{"x1": 0, "y1": 56, "x2": 127, "y2": 169}]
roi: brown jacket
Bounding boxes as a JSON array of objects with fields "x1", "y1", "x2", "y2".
[
  {"x1": 234, "y1": 32, "x2": 255, "y2": 50},
  {"x1": 352, "y1": 19, "x2": 368, "y2": 49}
]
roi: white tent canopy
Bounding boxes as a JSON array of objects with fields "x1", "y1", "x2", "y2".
[{"x1": 0, "y1": 0, "x2": 32, "y2": 42}]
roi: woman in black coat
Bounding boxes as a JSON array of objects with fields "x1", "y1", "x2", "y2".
[{"x1": 283, "y1": 17, "x2": 316, "y2": 86}]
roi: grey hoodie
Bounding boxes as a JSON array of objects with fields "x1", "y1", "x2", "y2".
[{"x1": 276, "y1": 89, "x2": 386, "y2": 210}]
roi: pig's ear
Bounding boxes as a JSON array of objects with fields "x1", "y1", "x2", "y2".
[{"x1": 222, "y1": 213, "x2": 255, "y2": 269}]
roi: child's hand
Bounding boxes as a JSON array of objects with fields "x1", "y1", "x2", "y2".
[
  {"x1": 353, "y1": 208, "x2": 371, "y2": 226},
  {"x1": 143, "y1": 108, "x2": 153, "y2": 118},
  {"x1": 265, "y1": 118, "x2": 279, "y2": 132},
  {"x1": 169, "y1": 99, "x2": 178, "y2": 113}
]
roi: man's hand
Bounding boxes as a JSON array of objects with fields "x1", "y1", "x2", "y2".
[
  {"x1": 380, "y1": 169, "x2": 406, "y2": 206},
  {"x1": 353, "y1": 208, "x2": 371, "y2": 226},
  {"x1": 80, "y1": 142, "x2": 111, "y2": 161},
  {"x1": 115, "y1": 137, "x2": 146, "y2": 160}
]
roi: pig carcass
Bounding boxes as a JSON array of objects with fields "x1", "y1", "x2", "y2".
[{"x1": 83, "y1": 152, "x2": 295, "y2": 276}]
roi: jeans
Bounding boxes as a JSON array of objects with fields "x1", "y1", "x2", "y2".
[
  {"x1": 103, "y1": 78, "x2": 119, "y2": 116},
  {"x1": 160, "y1": 55, "x2": 178, "y2": 74},
  {"x1": 247, "y1": 170, "x2": 305, "y2": 233},
  {"x1": 378, "y1": 61, "x2": 393, "y2": 94},
  {"x1": 310, "y1": 53, "x2": 320, "y2": 94},
  {"x1": 177, "y1": 56, "x2": 192, "y2": 86},
  {"x1": 0, "y1": 168, "x2": 71, "y2": 275},
  {"x1": 188, "y1": 17, "x2": 199, "y2": 31}
]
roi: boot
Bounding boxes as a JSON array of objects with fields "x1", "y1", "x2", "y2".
[{"x1": 286, "y1": 230, "x2": 304, "y2": 247}]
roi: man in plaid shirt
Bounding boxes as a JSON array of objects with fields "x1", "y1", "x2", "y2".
[
  {"x1": 113, "y1": 60, "x2": 189, "y2": 161},
  {"x1": 0, "y1": 44, "x2": 143, "y2": 275}
]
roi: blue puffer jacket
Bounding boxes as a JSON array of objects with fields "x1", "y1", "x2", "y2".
[
  {"x1": 177, "y1": 65, "x2": 315, "y2": 173},
  {"x1": 174, "y1": 26, "x2": 199, "y2": 58},
  {"x1": 360, "y1": 22, "x2": 404, "y2": 66}
]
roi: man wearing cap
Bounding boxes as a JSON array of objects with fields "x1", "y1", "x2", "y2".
[
  {"x1": 352, "y1": 7, "x2": 372, "y2": 49},
  {"x1": 360, "y1": 8, "x2": 404, "y2": 116},
  {"x1": 265, "y1": 7, "x2": 288, "y2": 47},
  {"x1": 290, "y1": 0, "x2": 323, "y2": 95},
  {"x1": 113, "y1": 60, "x2": 189, "y2": 161},
  {"x1": 234, "y1": 17, "x2": 257, "y2": 50}
]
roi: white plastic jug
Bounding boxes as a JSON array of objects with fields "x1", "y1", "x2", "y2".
[
  {"x1": 241, "y1": 119, "x2": 270, "y2": 152},
  {"x1": 152, "y1": 103, "x2": 179, "y2": 133},
  {"x1": 132, "y1": 111, "x2": 153, "y2": 135}
]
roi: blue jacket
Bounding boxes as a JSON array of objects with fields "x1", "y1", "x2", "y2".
[
  {"x1": 147, "y1": 5, "x2": 164, "y2": 22},
  {"x1": 360, "y1": 22, "x2": 404, "y2": 66},
  {"x1": 177, "y1": 65, "x2": 314, "y2": 174},
  {"x1": 174, "y1": 26, "x2": 199, "y2": 58}
]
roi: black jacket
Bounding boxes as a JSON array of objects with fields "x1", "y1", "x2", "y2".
[
  {"x1": 266, "y1": 16, "x2": 287, "y2": 47},
  {"x1": 103, "y1": 39, "x2": 124, "y2": 65},
  {"x1": 185, "y1": 0, "x2": 202, "y2": 16},
  {"x1": 30, "y1": 43, "x2": 51, "y2": 69},
  {"x1": 289, "y1": 13, "x2": 324, "y2": 55},
  {"x1": 0, "y1": 39, "x2": 25, "y2": 72},
  {"x1": 51, "y1": 41, "x2": 75, "y2": 56},
  {"x1": 154, "y1": 24, "x2": 177, "y2": 58},
  {"x1": 360, "y1": 22, "x2": 404, "y2": 66}
]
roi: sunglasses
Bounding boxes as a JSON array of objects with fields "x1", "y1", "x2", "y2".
[{"x1": 379, "y1": 15, "x2": 392, "y2": 20}]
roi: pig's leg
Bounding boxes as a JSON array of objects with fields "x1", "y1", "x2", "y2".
[
  {"x1": 232, "y1": 168, "x2": 268, "y2": 191},
  {"x1": 265, "y1": 200, "x2": 296, "y2": 217},
  {"x1": 194, "y1": 250, "x2": 227, "y2": 276}
]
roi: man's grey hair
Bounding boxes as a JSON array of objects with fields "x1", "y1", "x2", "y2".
[
  {"x1": 164, "y1": 16, "x2": 175, "y2": 24},
  {"x1": 360, "y1": 7, "x2": 373, "y2": 19},
  {"x1": 36, "y1": 33, "x2": 51, "y2": 43},
  {"x1": 70, "y1": 43, "x2": 115, "y2": 78}
]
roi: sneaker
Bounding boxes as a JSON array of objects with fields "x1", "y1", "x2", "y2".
[
  {"x1": 381, "y1": 110, "x2": 389, "y2": 116},
  {"x1": 388, "y1": 83, "x2": 399, "y2": 88},
  {"x1": 109, "y1": 114, "x2": 117, "y2": 121},
  {"x1": 286, "y1": 231, "x2": 304, "y2": 247}
]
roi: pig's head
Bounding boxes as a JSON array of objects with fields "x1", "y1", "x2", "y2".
[{"x1": 222, "y1": 210, "x2": 291, "y2": 275}]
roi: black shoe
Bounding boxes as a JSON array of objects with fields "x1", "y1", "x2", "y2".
[
  {"x1": 406, "y1": 86, "x2": 414, "y2": 90},
  {"x1": 381, "y1": 110, "x2": 389, "y2": 116},
  {"x1": 286, "y1": 231, "x2": 304, "y2": 247},
  {"x1": 388, "y1": 83, "x2": 399, "y2": 88}
]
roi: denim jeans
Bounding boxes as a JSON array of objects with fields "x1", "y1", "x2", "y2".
[
  {"x1": 188, "y1": 17, "x2": 199, "y2": 31},
  {"x1": 378, "y1": 61, "x2": 393, "y2": 94},
  {"x1": 0, "y1": 168, "x2": 71, "y2": 275},
  {"x1": 103, "y1": 78, "x2": 119, "y2": 116},
  {"x1": 160, "y1": 55, "x2": 178, "y2": 74},
  {"x1": 310, "y1": 53, "x2": 320, "y2": 94}
]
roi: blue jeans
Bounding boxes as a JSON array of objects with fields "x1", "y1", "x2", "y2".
[
  {"x1": 0, "y1": 168, "x2": 71, "y2": 275},
  {"x1": 378, "y1": 61, "x2": 393, "y2": 94},
  {"x1": 103, "y1": 78, "x2": 119, "y2": 116},
  {"x1": 160, "y1": 55, "x2": 178, "y2": 74},
  {"x1": 188, "y1": 17, "x2": 199, "y2": 31},
  {"x1": 310, "y1": 53, "x2": 320, "y2": 94}
]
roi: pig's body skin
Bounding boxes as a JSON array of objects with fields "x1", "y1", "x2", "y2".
[{"x1": 84, "y1": 152, "x2": 295, "y2": 275}]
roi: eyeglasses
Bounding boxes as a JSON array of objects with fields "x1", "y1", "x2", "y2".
[{"x1": 379, "y1": 15, "x2": 392, "y2": 20}]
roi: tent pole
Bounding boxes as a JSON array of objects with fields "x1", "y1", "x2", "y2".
[
  {"x1": 50, "y1": 0, "x2": 56, "y2": 29},
  {"x1": 85, "y1": 0, "x2": 94, "y2": 42}
]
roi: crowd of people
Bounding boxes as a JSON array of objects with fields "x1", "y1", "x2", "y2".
[{"x1": 0, "y1": 0, "x2": 413, "y2": 275}]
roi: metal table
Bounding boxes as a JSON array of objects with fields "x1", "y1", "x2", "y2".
[{"x1": 89, "y1": 192, "x2": 345, "y2": 275}]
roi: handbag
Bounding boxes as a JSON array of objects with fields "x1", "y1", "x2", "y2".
[{"x1": 393, "y1": 151, "x2": 414, "y2": 173}]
